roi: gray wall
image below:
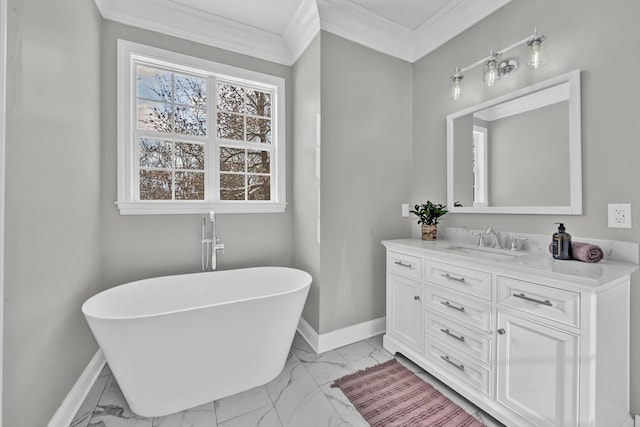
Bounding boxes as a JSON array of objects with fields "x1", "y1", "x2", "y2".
[
  {"x1": 319, "y1": 32, "x2": 412, "y2": 333},
  {"x1": 412, "y1": 0, "x2": 640, "y2": 412},
  {"x1": 99, "y1": 20, "x2": 295, "y2": 287},
  {"x1": 7, "y1": 0, "x2": 640, "y2": 424},
  {"x1": 292, "y1": 35, "x2": 322, "y2": 331},
  {"x1": 4, "y1": 1, "x2": 103, "y2": 426}
]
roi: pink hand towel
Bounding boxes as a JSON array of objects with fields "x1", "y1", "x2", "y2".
[
  {"x1": 548, "y1": 241, "x2": 604, "y2": 263},
  {"x1": 571, "y1": 241, "x2": 604, "y2": 263}
]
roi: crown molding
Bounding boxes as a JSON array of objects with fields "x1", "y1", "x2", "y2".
[
  {"x1": 283, "y1": 0, "x2": 321, "y2": 64},
  {"x1": 94, "y1": 0, "x2": 303, "y2": 65},
  {"x1": 94, "y1": 0, "x2": 512, "y2": 66},
  {"x1": 317, "y1": 0, "x2": 414, "y2": 62},
  {"x1": 412, "y1": 0, "x2": 512, "y2": 61}
]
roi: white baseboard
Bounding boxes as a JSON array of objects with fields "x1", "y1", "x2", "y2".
[
  {"x1": 49, "y1": 317, "x2": 386, "y2": 426},
  {"x1": 297, "y1": 316, "x2": 386, "y2": 354},
  {"x1": 47, "y1": 350, "x2": 106, "y2": 427}
]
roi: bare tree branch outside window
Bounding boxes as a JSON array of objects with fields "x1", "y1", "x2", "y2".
[{"x1": 135, "y1": 65, "x2": 273, "y2": 202}]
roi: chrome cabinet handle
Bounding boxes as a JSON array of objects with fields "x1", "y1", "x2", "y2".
[
  {"x1": 513, "y1": 292, "x2": 552, "y2": 307},
  {"x1": 441, "y1": 273, "x2": 466, "y2": 283},
  {"x1": 440, "y1": 355, "x2": 465, "y2": 371},
  {"x1": 394, "y1": 260, "x2": 413, "y2": 268},
  {"x1": 440, "y1": 328, "x2": 465, "y2": 342},
  {"x1": 440, "y1": 300, "x2": 465, "y2": 312}
]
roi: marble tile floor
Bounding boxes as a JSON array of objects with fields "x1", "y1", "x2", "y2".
[{"x1": 70, "y1": 334, "x2": 505, "y2": 427}]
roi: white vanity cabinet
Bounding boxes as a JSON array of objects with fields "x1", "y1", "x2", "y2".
[
  {"x1": 386, "y1": 251, "x2": 424, "y2": 351},
  {"x1": 382, "y1": 239, "x2": 637, "y2": 427}
]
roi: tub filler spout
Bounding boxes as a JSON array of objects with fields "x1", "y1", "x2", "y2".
[{"x1": 201, "y1": 210, "x2": 225, "y2": 271}]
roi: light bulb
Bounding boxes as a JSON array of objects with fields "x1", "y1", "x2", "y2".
[
  {"x1": 484, "y1": 59, "x2": 498, "y2": 87},
  {"x1": 449, "y1": 74, "x2": 463, "y2": 100},
  {"x1": 527, "y1": 36, "x2": 548, "y2": 69}
]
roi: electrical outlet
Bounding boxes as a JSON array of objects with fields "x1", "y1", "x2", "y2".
[
  {"x1": 608, "y1": 203, "x2": 632, "y2": 228},
  {"x1": 402, "y1": 204, "x2": 409, "y2": 217}
]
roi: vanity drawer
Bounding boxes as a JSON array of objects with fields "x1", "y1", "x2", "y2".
[
  {"x1": 424, "y1": 261, "x2": 491, "y2": 300},
  {"x1": 423, "y1": 285, "x2": 491, "y2": 332},
  {"x1": 425, "y1": 340, "x2": 491, "y2": 396},
  {"x1": 388, "y1": 251, "x2": 422, "y2": 280},
  {"x1": 425, "y1": 311, "x2": 491, "y2": 364},
  {"x1": 498, "y1": 276, "x2": 580, "y2": 328}
]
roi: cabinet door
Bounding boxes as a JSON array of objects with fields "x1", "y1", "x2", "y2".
[
  {"x1": 388, "y1": 274, "x2": 422, "y2": 351},
  {"x1": 496, "y1": 312, "x2": 579, "y2": 427}
]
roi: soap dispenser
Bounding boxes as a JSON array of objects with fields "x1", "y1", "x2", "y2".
[{"x1": 552, "y1": 223, "x2": 572, "y2": 260}]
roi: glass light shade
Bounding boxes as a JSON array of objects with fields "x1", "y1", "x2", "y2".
[
  {"x1": 483, "y1": 59, "x2": 499, "y2": 87},
  {"x1": 449, "y1": 75, "x2": 463, "y2": 100},
  {"x1": 527, "y1": 37, "x2": 548, "y2": 69}
]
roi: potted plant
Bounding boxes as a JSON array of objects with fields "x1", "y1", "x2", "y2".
[{"x1": 410, "y1": 201, "x2": 450, "y2": 240}]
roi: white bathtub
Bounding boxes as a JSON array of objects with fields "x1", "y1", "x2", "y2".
[{"x1": 82, "y1": 266, "x2": 311, "y2": 417}]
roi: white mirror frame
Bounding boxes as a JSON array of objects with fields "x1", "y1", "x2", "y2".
[{"x1": 447, "y1": 69, "x2": 582, "y2": 215}]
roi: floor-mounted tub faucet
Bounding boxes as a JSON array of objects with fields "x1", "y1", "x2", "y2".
[
  {"x1": 201, "y1": 210, "x2": 225, "y2": 271},
  {"x1": 210, "y1": 210, "x2": 225, "y2": 270}
]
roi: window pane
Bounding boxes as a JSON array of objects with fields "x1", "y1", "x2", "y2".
[
  {"x1": 248, "y1": 175, "x2": 270, "y2": 200},
  {"x1": 140, "y1": 170, "x2": 172, "y2": 200},
  {"x1": 217, "y1": 83, "x2": 244, "y2": 113},
  {"x1": 246, "y1": 117, "x2": 271, "y2": 143},
  {"x1": 139, "y1": 138, "x2": 172, "y2": 168},
  {"x1": 220, "y1": 174, "x2": 245, "y2": 200},
  {"x1": 217, "y1": 112, "x2": 244, "y2": 140},
  {"x1": 175, "y1": 142, "x2": 204, "y2": 170},
  {"x1": 247, "y1": 150, "x2": 270, "y2": 173},
  {"x1": 220, "y1": 147, "x2": 245, "y2": 172},
  {"x1": 137, "y1": 65, "x2": 172, "y2": 102},
  {"x1": 246, "y1": 89, "x2": 271, "y2": 118},
  {"x1": 174, "y1": 73, "x2": 207, "y2": 108},
  {"x1": 137, "y1": 100, "x2": 173, "y2": 132},
  {"x1": 175, "y1": 106, "x2": 207, "y2": 136},
  {"x1": 175, "y1": 171, "x2": 205, "y2": 200}
]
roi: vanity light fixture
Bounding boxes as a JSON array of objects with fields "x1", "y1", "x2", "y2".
[
  {"x1": 449, "y1": 27, "x2": 547, "y2": 100},
  {"x1": 449, "y1": 68, "x2": 464, "y2": 100}
]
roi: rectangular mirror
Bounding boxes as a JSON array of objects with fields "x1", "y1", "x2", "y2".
[{"x1": 447, "y1": 69, "x2": 582, "y2": 214}]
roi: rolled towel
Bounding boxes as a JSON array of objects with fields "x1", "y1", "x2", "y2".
[
  {"x1": 571, "y1": 241, "x2": 604, "y2": 263},
  {"x1": 548, "y1": 241, "x2": 604, "y2": 263}
]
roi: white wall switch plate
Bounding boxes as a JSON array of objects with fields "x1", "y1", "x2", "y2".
[
  {"x1": 402, "y1": 204, "x2": 409, "y2": 217},
  {"x1": 608, "y1": 203, "x2": 632, "y2": 228}
]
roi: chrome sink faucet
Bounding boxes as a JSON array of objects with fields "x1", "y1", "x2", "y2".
[{"x1": 485, "y1": 227, "x2": 502, "y2": 249}]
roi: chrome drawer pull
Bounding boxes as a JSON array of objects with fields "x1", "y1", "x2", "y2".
[
  {"x1": 513, "y1": 293, "x2": 552, "y2": 307},
  {"x1": 394, "y1": 260, "x2": 413, "y2": 268},
  {"x1": 440, "y1": 300, "x2": 465, "y2": 312},
  {"x1": 440, "y1": 328, "x2": 465, "y2": 342},
  {"x1": 441, "y1": 355, "x2": 465, "y2": 371},
  {"x1": 441, "y1": 273, "x2": 466, "y2": 283}
]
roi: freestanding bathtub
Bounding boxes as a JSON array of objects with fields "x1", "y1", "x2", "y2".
[{"x1": 82, "y1": 266, "x2": 311, "y2": 417}]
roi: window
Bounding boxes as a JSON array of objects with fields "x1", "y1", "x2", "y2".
[
  {"x1": 117, "y1": 40, "x2": 286, "y2": 214},
  {"x1": 472, "y1": 125, "x2": 488, "y2": 207}
]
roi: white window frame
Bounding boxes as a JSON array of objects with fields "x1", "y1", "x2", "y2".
[
  {"x1": 472, "y1": 125, "x2": 488, "y2": 207},
  {"x1": 116, "y1": 40, "x2": 286, "y2": 215}
]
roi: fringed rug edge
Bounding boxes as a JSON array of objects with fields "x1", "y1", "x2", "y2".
[{"x1": 331, "y1": 358, "x2": 399, "y2": 388}]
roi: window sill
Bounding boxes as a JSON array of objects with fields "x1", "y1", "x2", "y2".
[{"x1": 116, "y1": 201, "x2": 287, "y2": 215}]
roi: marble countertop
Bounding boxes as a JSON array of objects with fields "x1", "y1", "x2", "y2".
[{"x1": 382, "y1": 237, "x2": 639, "y2": 288}]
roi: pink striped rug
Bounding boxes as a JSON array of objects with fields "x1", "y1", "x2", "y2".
[{"x1": 332, "y1": 359, "x2": 484, "y2": 427}]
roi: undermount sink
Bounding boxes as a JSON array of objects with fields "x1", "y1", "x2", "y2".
[{"x1": 444, "y1": 245, "x2": 526, "y2": 261}]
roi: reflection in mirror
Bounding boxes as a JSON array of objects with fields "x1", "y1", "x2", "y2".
[{"x1": 447, "y1": 70, "x2": 582, "y2": 215}]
